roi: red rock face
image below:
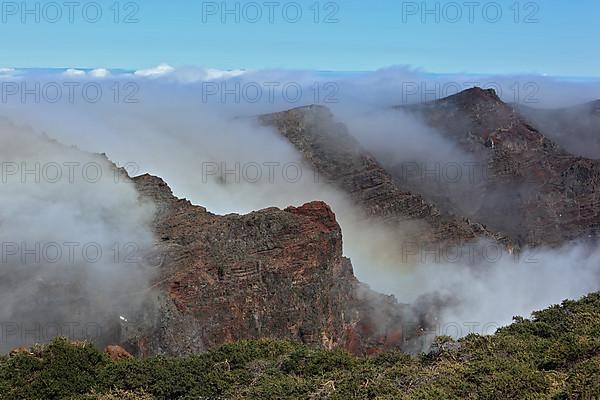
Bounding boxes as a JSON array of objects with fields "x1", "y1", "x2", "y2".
[{"x1": 130, "y1": 174, "x2": 412, "y2": 356}]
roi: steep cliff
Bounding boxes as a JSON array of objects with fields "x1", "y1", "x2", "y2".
[
  {"x1": 399, "y1": 88, "x2": 600, "y2": 246},
  {"x1": 129, "y1": 174, "x2": 411, "y2": 356},
  {"x1": 259, "y1": 105, "x2": 511, "y2": 248}
]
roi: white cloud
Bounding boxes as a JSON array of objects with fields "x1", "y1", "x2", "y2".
[
  {"x1": 0, "y1": 68, "x2": 17, "y2": 79},
  {"x1": 131, "y1": 65, "x2": 247, "y2": 82},
  {"x1": 203, "y1": 68, "x2": 247, "y2": 80},
  {"x1": 164, "y1": 67, "x2": 248, "y2": 83},
  {"x1": 134, "y1": 63, "x2": 175, "y2": 78},
  {"x1": 63, "y1": 68, "x2": 86, "y2": 77},
  {"x1": 89, "y1": 68, "x2": 110, "y2": 78},
  {"x1": 0, "y1": 120, "x2": 157, "y2": 351}
]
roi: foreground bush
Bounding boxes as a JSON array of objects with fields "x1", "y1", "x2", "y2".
[{"x1": 1, "y1": 292, "x2": 599, "y2": 399}]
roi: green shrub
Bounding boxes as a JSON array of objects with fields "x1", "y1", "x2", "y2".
[{"x1": 0, "y1": 292, "x2": 598, "y2": 399}]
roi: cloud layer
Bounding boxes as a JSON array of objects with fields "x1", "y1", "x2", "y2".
[{"x1": 1, "y1": 65, "x2": 599, "y2": 349}]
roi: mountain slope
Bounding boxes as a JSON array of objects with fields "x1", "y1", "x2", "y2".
[
  {"x1": 399, "y1": 88, "x2": 600, "y2": 246},
  {"x1": 129, "y1": 173, "x2": 412, "y2": 356},
  {"x1": 259, "y1": 105, "x2": 511, "y2": 248}
]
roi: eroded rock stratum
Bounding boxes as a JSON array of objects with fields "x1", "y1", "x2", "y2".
[{"x1": 128, "y1": 174, "x2": 413, "y2": 356}]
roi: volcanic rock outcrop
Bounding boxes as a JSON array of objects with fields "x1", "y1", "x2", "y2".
[
  {"x1": 259, "y1": 105, "x2": 511, "y2": 248},
  {"x1": 128, "y1": 173, "x2": 412, "y2": 356},
  {"x1": 398, "y1": 87, "x2": 600, "y2": 246}
]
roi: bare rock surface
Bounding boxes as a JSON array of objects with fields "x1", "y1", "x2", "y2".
[
  {"x1": 130, "y1": 174, "x2": 412, "y2": 356},
  {"x1": 259, "y1": 105, "x2": 511, "y2": 248},
  {"x1": 398, "y1": 88, "x2": 600, "y2": 246}
]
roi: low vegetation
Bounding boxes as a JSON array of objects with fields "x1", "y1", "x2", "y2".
[{"x1": 1, "y1": 292, "x2": 599, "y2": 399}]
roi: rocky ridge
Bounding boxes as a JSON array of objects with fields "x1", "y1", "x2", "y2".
[
  {"x1": 259, "y1": 105, "x2": 513, "y2": 248},
  {"x1": 395, "y1": 88, "x2": 600, "y2": 246},
  {"x1": 128, "y1": 173, "x2": 413, "y2": 356}
]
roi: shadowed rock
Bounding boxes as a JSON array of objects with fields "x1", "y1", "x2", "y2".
[
  {"x1": 398, "y1": 87, "x2": 600, "y2": 246},
  {"x1": 258, "y1": 104, "x2": 512, "y2": 248}
]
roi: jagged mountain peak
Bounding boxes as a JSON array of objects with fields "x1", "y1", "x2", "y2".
[
  {"x1": 436, "y1": 86, "x2": 502, "y2": 104},
  {"x1": 398, "y1": 88, "x2": 600, "y2": 246}
]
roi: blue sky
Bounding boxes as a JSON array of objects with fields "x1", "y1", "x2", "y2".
[{"x1": 0, "y1": 0, "x2": 598, "y2": 76}]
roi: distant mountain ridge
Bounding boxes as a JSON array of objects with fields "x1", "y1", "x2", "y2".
[
  {"x1": 259, "y1": 104, "x2": 514, "y2": 249},
  {"x1": 396, "y1": 87, "x2": 600, "y2": 246}
]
